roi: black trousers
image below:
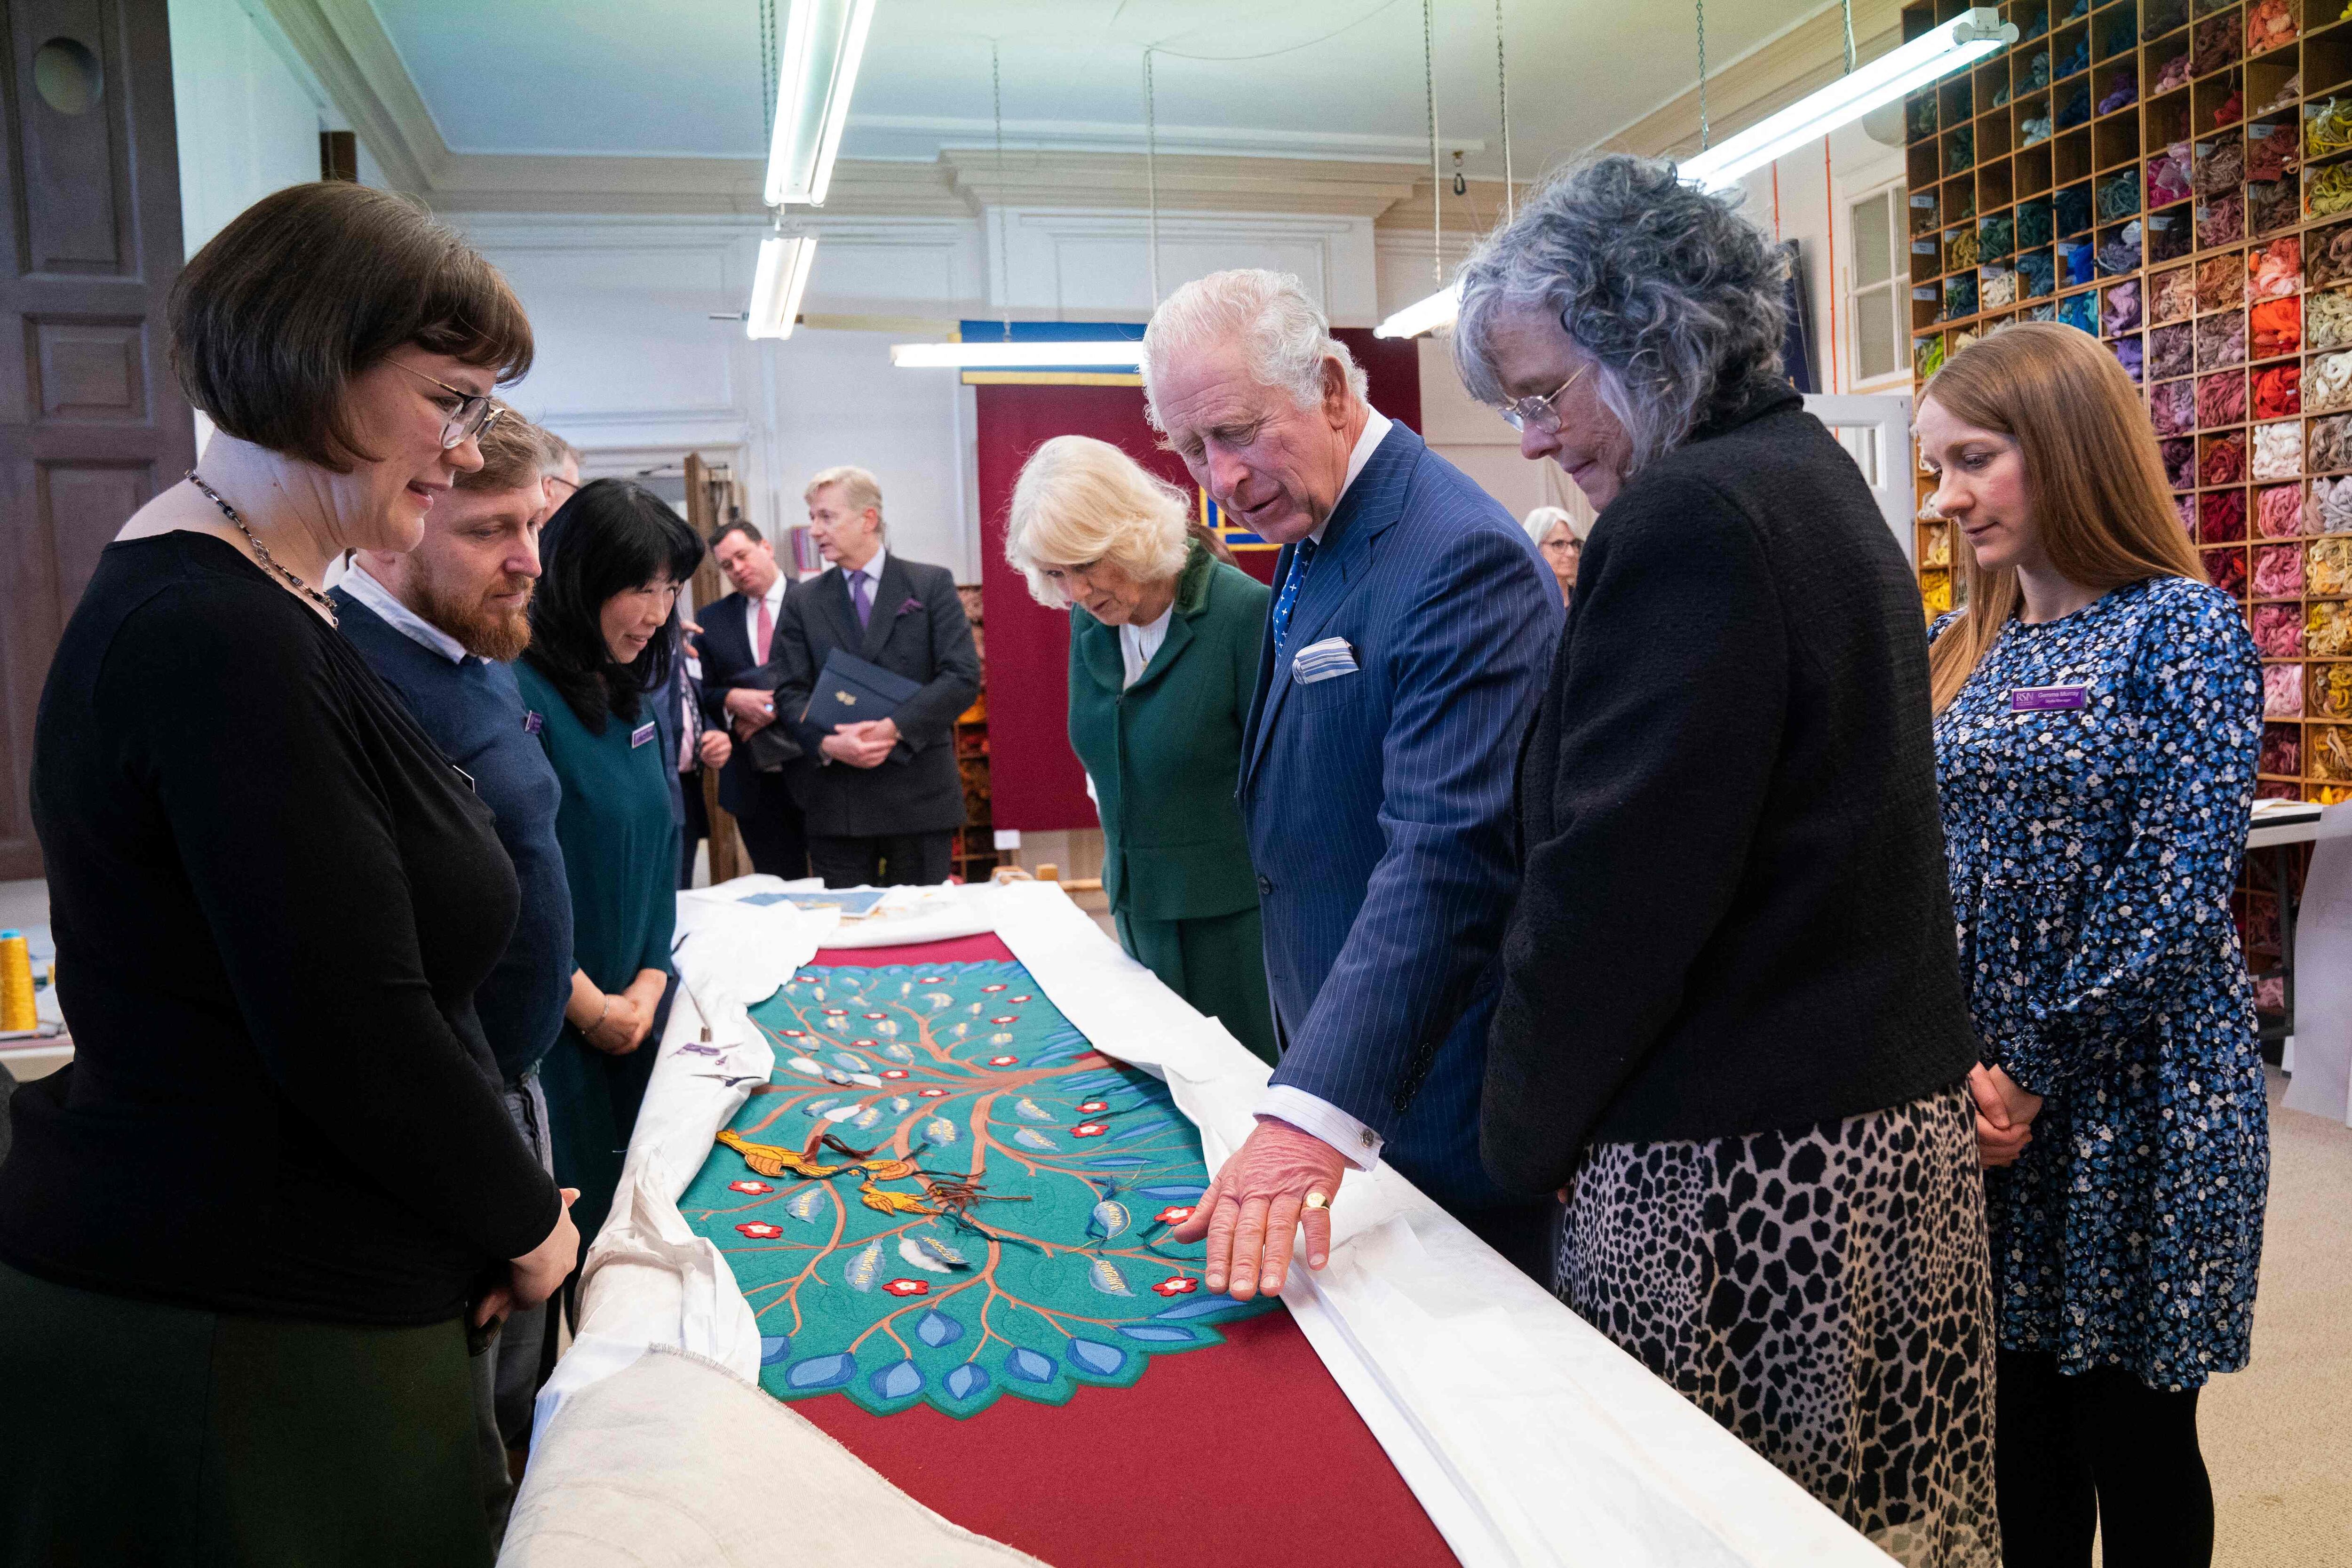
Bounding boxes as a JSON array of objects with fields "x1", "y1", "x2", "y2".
[
  {"x1": 734, "y1": 773, "x2": 809, "y2": 881},
  {"x1": 1995, "y1": 1347, "x2": 2213, "y2": 1568},
  {"x1": 808, "y1": 830, "x2": 952, "y2": 889},
  {"x1": 677, "y1": 766, "x2": 709, "y2": 889}
]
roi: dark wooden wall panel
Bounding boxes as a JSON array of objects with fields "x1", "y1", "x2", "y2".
[{"x1": 0, "y1": 0, "x2": 192, "y2": 880}]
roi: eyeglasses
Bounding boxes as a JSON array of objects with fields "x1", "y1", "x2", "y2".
[
  {"x1": 391, "y1": 361, "x2": 502, "y2": 450},
  {"x1": 1497, "y1": 364, "x2": 1590, "y2": 434}
]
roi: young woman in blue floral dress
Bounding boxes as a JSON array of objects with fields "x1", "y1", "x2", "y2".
[{"x1": 1916, "y1": 322, "x2": 2267, "y2": 1568}]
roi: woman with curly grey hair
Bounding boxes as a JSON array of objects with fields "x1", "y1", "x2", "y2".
[{"x1": 1465, "y1": 155, "x2": 1999, "y2": 1566}]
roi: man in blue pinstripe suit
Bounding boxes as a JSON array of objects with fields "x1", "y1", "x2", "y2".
[{"x1": 1156, "y1": 270, "x2": 1560, "y2": 1297}]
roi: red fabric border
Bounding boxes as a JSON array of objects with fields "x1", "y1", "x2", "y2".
[{"x1": 792, "y1": 936, "x2": 1456, "y2": 1567}]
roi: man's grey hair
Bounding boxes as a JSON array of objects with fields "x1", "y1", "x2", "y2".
[
  {"x1": 1453, "y1": 154, "x2": 1789, "y2": 480},
  {"x1": 1140, "y1": 269, "x2": 1368, "y2": 430},
  {"x1": 532, "y1": 425, "x2": 581, "y2": 478}
]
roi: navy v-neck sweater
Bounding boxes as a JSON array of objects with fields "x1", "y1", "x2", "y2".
[{"x1": 330, "y1": 589, "x2": 573, "y2": 1084}]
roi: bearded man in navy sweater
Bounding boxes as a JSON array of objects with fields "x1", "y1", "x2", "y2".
[{"x1": 327, "y1": 408, "x2": 575, "y2": 1538}]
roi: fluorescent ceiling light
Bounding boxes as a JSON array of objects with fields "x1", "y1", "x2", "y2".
[
  {"x1": 1679, "y1": 8, "x2": 2015, "y2": 191},
  {"x1": 766, "y1": 0, "x2": 879, "y2": 207},
  {"x1": 747, "y1": 234, "x2": 818, "y2": 340},
  {"x1": 890, "y1": 340, "x2": 1145, "y2": 369},
  {"x1": 1375, "y1": 280, "x2": 1463, "y2": 340}
]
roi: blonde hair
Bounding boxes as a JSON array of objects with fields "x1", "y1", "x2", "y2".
[
  {"x1": 455, "y1": 404, "x2": 549, "y2": 495},
  {"x1": 1003, "y1": 436, "x2": 1192, "y2": 607},
  {"x1": 1922, "y1": 322, "x2": 2205, "y2": 713},
  {"x1": 805, "y1": 464, "x2": 885, "y2": 538}
]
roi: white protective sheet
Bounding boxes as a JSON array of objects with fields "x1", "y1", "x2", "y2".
[{"x1": 512, "y1": 877, "x2": 1893, "y2": 1568}]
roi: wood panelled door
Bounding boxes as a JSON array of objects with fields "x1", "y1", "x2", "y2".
[{"x1": 0, "y1": 0, "x2": 193, "y2": 879}]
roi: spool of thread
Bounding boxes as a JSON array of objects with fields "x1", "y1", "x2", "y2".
[{"x1": 0, "y1": 931, "x2": 34, "y2": 1033}]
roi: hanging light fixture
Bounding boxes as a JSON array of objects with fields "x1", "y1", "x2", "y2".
[
  {"x1": 1375, "y1": 0, "x2": 1451, "y2": 340},
  {"x1": 746, "y1": 230, "x2": 819, "y2": 339},
  {"x1": 1677, "y1": 8, "x2": 2013, "y2": 191},
  {"x1": 765, "y1": 0, "x2": 880, "y2": 207}
]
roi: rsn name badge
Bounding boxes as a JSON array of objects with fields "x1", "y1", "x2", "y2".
[
  {"x1": 523, "y1": 710, "x2": 544, "y2": 735},
  {"x1": 2010, "y1": 684, "x2": 2088, "y2": 712},
  {"x1": 630, "y1": 721, "x2": 658, "y2": 748}
]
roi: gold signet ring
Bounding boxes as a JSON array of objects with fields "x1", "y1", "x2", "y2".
[{"x1": 1303, "y1": 1191, "x2": 1329, "y2": 1210}]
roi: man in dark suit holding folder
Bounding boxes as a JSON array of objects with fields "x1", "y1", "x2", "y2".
[{"x1": 770, "y1": 466, "x2": 981, "y2": 888}]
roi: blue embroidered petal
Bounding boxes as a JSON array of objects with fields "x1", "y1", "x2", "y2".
[
  {"x1": 1154, "y1": 1293, "x2": 1251, "y2": 1320},
  {"x1": 945, "y1": 1362, "x2": 990, "y2": 1401},
  {"x1": 869, "y1": 1360, "x2": 923, "y2": 1401},
  {"x1": 785, "y1": 1353, "x2": 857, "y2": 1390},
  {"x1": 1136, "y1": 1184, "x2": 1208, "y2": 1199},
  {"x1": 1066, "y1": 1337, "x2": 1124, "y2": 1376},
  {"x1": 1111, "y1": 1118, "x2": 1172, "y2": 1142},
  {"x1": 1005, "y1": 1347, "x2": 1057, "y2": 1384},
  {"x1": 915, "y1": 1308, "x2": 964, "y2": 1348},
  {"x1": 1084, "y1": 1155, "x2": 1151, "y2": 1168},
  {"x1": 1117, "y1": 1324, "x2": 1199, "y2": 1343},
  {"x1": 760, "y1": 1334, "x2": 794, "y2": 1364}
]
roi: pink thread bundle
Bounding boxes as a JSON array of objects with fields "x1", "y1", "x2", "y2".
[
  {"x1": 2268, "y1": 662, "x2": 2307, "y2": 716},
  {"x1": 2308, "y1": 474, "x2": 2352, "y2": 531},
  {"x1": 2257, "y1": 542, "x2": 2305, "y2": 597},
  {"x1": 2258, "y1": 482, "x2": 2306, "y2": 537},
  {"x1": 2248, "y1": 236, "x2": 2302, "y2": 299},
  {"x1": 2199, "y1": 370, "x2": 2249, "y2": 426},
  {"x1": 2155, "y1": 378, "x2": 2198, "y2": 435},
  {"x1": 2255, "y1": 603, "x2": 2306, "y2": 657}
]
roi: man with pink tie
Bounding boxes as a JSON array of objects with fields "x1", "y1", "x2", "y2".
[{"x1": 698, "y1": 521, "x2": 808, "y2": 878}]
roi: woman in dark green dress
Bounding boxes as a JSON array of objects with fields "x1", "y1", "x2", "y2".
[
  {"x1": 1005, "y1": 435, "x2": 1278, "y2": 1063},
  {"x1": 517, "y1": 479, "x2": 706, "y2": 1262}
]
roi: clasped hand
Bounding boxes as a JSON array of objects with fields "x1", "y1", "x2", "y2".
[
  {"x1": 1969, "y1": 1061, "x2": 2043, "y2": 1168},
  {"x1": 472, "y1": 1186, "x2": 582, "y2": 1329},
  {"x1": 1169, "y1": 1116, "x2": 1347, "y2": 1300},
  {"x1": 820, "y1": 717, "x2": 898, "y2": 769},
  {"x1": 724, "y1": 686, "x2": 775, "y2": 736}
]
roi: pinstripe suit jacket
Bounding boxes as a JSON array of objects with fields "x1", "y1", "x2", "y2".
[{"x1": 1240, "y1": 420, "x2": 1557, "y2": 1210}]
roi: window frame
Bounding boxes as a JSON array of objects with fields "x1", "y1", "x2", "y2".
[{"x1": 1846, "y1": 177, "x2": 1911, "y2": 391}]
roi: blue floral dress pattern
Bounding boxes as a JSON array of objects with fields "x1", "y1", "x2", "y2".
[{"x1": 1931, "y1": 575, "x2": 2268, "y2": 1391}]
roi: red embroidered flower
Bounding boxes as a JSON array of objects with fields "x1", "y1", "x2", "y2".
[
  {"x1": 729, "y1": 1180, "x2": 775, "y2": 1195},
  {"x1": 981, "y1": 984, "x2": 1006, "y2": 993},
  {"x1": 882, "y1": 1278, "x2": 930, "y2": 1297},
  {"x1": 990, "y1": 1015, "x2": 1018, "y2": 1025},
  {"x1": 853, "y1": 1038, "x2": 876, "y2": 1048},
  {"x1": 1011, "y1": 994, "x2": 1033, "y2": 1003},
  {"x1": 1155, "y1": 1205, "x2": 1193, "y2": 1225},
  {"x1": 781, "y1": 1028, "x2": 806, "y2": 1038},
  {"x1": 987, "y1": 1055, "x2": 1018, "y2": 1067},
  {"x1": 1154, "y1": 1276, "x2": 1200, "y2": 1297},
  {"x1": 1073, "y1": 1123, "x2": 1108, "y2": 1138},
  {"x1": 736, "y1": 1222, "x2": 783, "y2": 1239},
  {"x1": 919, "y1": 1087, "x2": 949, "y2": 1098},
  {"x1": 882, "y1": 1069, "x2": 910, "y2": 1080},
  {"x1": 823, "y1": 1008, "x2": 847, "y2": 1016},
  {"x1": 1079, "y1": 1100, "x2": 1108, "y2": 1114},
  {"x1": 919, "y1": 975, "x2": 943, "y2": 983}
]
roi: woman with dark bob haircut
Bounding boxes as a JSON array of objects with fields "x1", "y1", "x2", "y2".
[
  {"x1": 0, "y1": 183, "x2": 575, "y2": 1566},
  {"x1": 516, "y1": 479, "x2": 706, "y2": 1278},
  {"x1": 1462, "y1": 154, "x2": 1999, "y2": 1565}
]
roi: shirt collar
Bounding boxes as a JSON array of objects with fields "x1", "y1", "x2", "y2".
[
  {"x1": 1307, "y1": 406, "x2": 1392, "y2": 546},
  {"x1": 759, "y1": 570, "x2": 787, "y2": 611},
  {"x1": 343, "y1": 558, "x2": 472, "y2": 665},
  {"x1": 846, "y1": 545, "x2": 888, "y2": 585}
]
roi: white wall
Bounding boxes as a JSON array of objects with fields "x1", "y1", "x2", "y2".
[
  {"x1": 1733, "y1": 121, "x2": 1910, "y2": 398},
  {"x1": 168, "y1": 0, "x2": 377, "y2": 255},
  {"x1": 1414, "y1": 336, "x2": 1590, "y2": 534}
]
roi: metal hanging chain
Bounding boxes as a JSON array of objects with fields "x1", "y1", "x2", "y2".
[
  {"x1": 1494, "y1": 0, "x2": 1513, "y2": 222},
  {"x1": 1695, "y1": 0, "x2": 1709, "y2": 151},
  {"x1": 1842, "y1": 0, "x2": 1856, "y2": 74},
  {"x1": 993, "y1": 41, "x2": 1012, "y2": 341},
  {"x1": 1144, "y1": 48, "x2": 1162, "y2": 308},
  {"x1": 759, "y1": 0, "x2": 779, "y2": 147},
  {"x1": 1423, "y1": 0, "x2": 1439, "y2": 288},
  {"x1": 185, "y1": 471, "x2": 338, "y2": 625}
]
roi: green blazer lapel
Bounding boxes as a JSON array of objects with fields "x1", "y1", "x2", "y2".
[
  {"x1": 1073, "y1": 608, "x2": 1125, "y2": 695},
  {"x1": 1125, "y1": 539, "x2": 1215, "y2": 697},
  {"x1": 1124, "y1": 612, "x2": 1196, "y2": 696}
]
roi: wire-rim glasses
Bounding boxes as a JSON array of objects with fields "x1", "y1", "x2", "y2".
[
  {"x1": 391, "y1": 361, "x2": 502, "y2": 450},
  {"x1": 1498, "y1": 364, "x2": 1590, "y2": 434}
]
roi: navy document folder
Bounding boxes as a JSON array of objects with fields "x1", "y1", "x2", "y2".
[{"x1": 803, "y1": 648, "x2": 922, "y2": 732}]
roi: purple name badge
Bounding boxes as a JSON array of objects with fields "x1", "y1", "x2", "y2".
[
  {"x1": 523, "y1": 709, "x2": 544, "y2": 735},
  {"x1": 2010, "y1": 684, "x2": 2088, "y2": 712},
  {"x1": 630, "y1": 721, "x2": 658, "y2": 748}
]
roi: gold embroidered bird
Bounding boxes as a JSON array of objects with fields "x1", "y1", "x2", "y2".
[
  {"x1": 857, "y1": 1180, "x2": 939, "y2": 1216},
  {"x1": 716, "y1": 1128, "x2": 847, "y2": 1180}
]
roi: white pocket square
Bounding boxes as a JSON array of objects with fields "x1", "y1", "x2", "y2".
[{"x1": 1292, "y1": 637, "x2": 1359, "y2": 685}]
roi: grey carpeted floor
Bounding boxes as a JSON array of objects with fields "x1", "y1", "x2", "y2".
[{"x1": 2201, "y1": 1067, "x2": 2352, "y2": 1568}]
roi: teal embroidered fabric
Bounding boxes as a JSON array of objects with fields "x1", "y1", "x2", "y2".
[{"x1": 681, "y1": 960, "x2": 1273, "y2": 1417}]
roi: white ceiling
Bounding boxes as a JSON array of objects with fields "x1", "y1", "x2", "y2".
[{"x1": 367, "y1": 0, "x2": 1838, "y2": 178}]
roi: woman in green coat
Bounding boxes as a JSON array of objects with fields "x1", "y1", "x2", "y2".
[
  {"x1": 516, "y1": 479, "x2": 706, "y2": 1263},
  {"x1": 1006, "y1": 435, "x2": 1279, "y2": 1063}
]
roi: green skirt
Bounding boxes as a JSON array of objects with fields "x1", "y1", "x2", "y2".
[
  {"x1": 1113, "y1": 902, "x2": 1279, "y2": 1066},
  {"x1": 0, "y1": 1260, "x2": 494, "y2": 1568}
]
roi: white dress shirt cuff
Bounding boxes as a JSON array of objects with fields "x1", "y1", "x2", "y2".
[{"x1": 1257, "y1": 1086, "x2": 1383, "y2": 1171}]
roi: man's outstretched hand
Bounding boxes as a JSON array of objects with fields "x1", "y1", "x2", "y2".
[{"x1": 1170, "y1": 1116, "x2": 1348, "y2": 1299}]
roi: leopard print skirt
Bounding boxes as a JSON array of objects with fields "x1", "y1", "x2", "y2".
[{"x1": 1557, "y1": 1084, "x2": 1999, "y2": 1568}]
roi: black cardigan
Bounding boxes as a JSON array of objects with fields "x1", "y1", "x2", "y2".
[
  {"x1": 0, "y1": 533, "x2": 559, "y2": 1324},
  {"x1": 1481, "y1": 388, "x2": 1978, "y2": 1195}
]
